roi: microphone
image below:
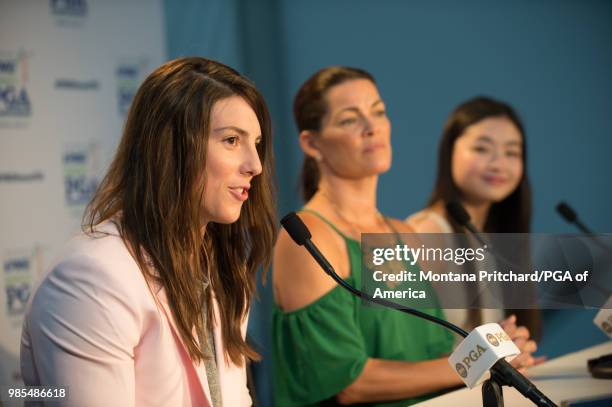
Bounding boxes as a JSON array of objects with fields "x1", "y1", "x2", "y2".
[
  {"x1": 556, "y1": 202, "x2": 592, "y2": 234},
  {"x1": 556, "y1": 202, "x2": 612, "y2": 255},
  {"x1": 445, "y1": 201, "x2": 527, "y2": 272},
  {"x1": 445, "y1": 201, "x2": 490, "y2": 248},
  {"x1": 281, "y1": 212, "x2": 557, "y2": 407}
]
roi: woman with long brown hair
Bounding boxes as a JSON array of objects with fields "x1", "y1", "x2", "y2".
[
  {"x1": 272, "y1": 69, "x2": 539, "y2": 406},
  {"x1": 20, "y1": 57, "x2": 276, "y2": 406}
]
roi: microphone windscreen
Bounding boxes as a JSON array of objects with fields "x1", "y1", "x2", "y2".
[
  {"x1": 281, "y1": 212, "x2": 311, "y2": 246},
  {"x1": 556, "y1": 202, "x2": 577, "y2": 223},
  {"x1": 445, "y1": 201, "x2": 471, "y2": 226}
]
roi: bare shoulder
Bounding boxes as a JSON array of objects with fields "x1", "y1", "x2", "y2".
[
  {"x1": 273, "y1": 211, "x2": 349, "y2": 312},
  {"x1": 404, "y1": 209, "x2": 449, "y2": 233}
]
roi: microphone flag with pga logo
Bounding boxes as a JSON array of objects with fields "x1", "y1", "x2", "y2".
[
  {"x1": 448, "y1": 323, "x2": 520, "y2": 388},
  {"x1": 594, "y1": 297, "x2": 612, "y2": 338}
]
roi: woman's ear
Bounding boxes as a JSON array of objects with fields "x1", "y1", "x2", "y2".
[{"x1": 299, "y1": 130, "x2": 323, "y2": 162}]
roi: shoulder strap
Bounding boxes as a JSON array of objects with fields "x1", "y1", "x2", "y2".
[{"x1": 299, "y1": 208, "x2": 354, "y2": 241}]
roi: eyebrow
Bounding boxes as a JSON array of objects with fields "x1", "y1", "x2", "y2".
[
  {"x1": 475, "y1": 135, "x2": 522, "y2": 147},
  {"x1": 335, "y1": 99, "x2": 384, "y2": 116},
  {"x1": 212, "y1": 126, "x2": 262, "y2": 140},
  {"x1": 213, "y1": 126, "x2": 248, "y2": 136}
]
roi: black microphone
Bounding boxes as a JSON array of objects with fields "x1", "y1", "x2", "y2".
[
  {"x1": 281, "y1": 212, "x2": 557, "y2": 407},
  {"x1": 445, "y1": 201, "x2": 518, "y2": 268},
  {"x1": 556, "y1": 202, "x2": 592, "y2": 234},
  {"x1": 446, "y1": 201, "x2": 492, "y2": 250},
  {"x1": 556, "y1": 202, "x2": 612, "y2": 255}
]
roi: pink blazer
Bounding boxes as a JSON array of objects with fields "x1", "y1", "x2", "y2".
[{"x1": 20, "y1": 222, "x2": 252, "y2": 406}]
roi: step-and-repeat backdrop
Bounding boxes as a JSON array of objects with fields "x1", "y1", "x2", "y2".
[{"x1": 0, "y1": 0, "x2": 165, "y2": 385}]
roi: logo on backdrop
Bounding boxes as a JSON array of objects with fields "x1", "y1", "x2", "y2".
[
  {"x1": 50, "y1": 0, "x2": 88, "y2": 27},
  {"x1": 54, "y1": 78, "x2": 99, "y2": 91},
  {"x1": 116, "y1": 58, "x2": 149, "y2": 115},
  {"x1": 63, "y1": 143, "x2": 101, "y2": 210},
  {"x1": 0, "y1": 50, "x2": 32, "y2": 122},
  {"x1": 3, "y1": 247, "x2": 42, "y2": 323},
  {"x1": 0, "y1": 171, "x2": 44, "y2": 184},
  {"x1": 50, "y1": 0, "x2": 88, "y2": 17}
]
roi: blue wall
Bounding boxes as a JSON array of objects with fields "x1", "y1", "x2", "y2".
[{"x1": 165, "y1": 1, "x2": 612, "y2": 405}]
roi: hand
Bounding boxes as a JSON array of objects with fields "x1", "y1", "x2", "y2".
[{"x1": 499, "y1": 314, "x2": 546, "y2": 373}]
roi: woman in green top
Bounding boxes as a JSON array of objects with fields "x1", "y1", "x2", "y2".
[{"x1": 272, "y1": 67, "x2": 538, "y2": 406}]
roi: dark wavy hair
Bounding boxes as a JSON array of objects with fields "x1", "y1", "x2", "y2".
[
  {"x1": 84, "y1": 57, "x2": 277, "y2": 365},
  {"x1": 428, "y1": 96, "x2": 531, "y2": 233},
  {"x1": 293, "y1": 66, "x2": 375, "y2": 201}
]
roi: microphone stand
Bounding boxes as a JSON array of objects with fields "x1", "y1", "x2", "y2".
[
  {"x1": 444, "y1": 203, "x2": 526, "y2": 405},
  {"x1": 453, "y1": 229, "x2": 516, "y2": 405},
  {"x1": 299, "y1": 237, "x2": 556, "y2": 407}
]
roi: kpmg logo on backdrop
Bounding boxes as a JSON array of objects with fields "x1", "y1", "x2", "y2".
[
  {"x1": 0, "y1": 50, "x2": 32, "y2": 122},
  {"x1": 3, "y1": 248, "x2": 42, "y2": 321},
  {"x1": 116, "y1": 58, "x2": 149, "y2": 115},
  {"x1": 63, "y1": 143, "x2": 100, "y2": 209}
]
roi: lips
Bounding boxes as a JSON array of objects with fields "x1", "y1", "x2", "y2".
[
  {"x1": 229, "y1": 186, "x2": 249, "y2": 202},
  {"x1": 363, "y1": 143, "x2": 386, "y2": 153},
  {"x1": 482, "y1": 175, "x2": 507, "y2": 185}
]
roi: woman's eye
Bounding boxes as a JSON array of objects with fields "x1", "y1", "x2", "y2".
[
  {"x1": 224, "y1": 136, "x2": 239, "y2": 146},
  {"x1": 339, "y1": 117, "x2": 357, "y2": 126},
  {"x1": 506, "y1": 150, "x2": 521, "y2": 158},
  {"x1": 374, "y1": 109, "x2": 386, "y2": 117},
  {"x1": 473, "y1": 145, "x2": 489, "y2": 153}
]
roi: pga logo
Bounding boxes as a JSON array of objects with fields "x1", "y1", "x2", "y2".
[
  {"x1": 4, "y1": 257, "x2": 32, "y2": 316},
  {"x1": 0, "y1": 54, "x2": 32, "y2": 117},
  {"x1": 459, "y1": 344, "x2": 488, "y2": 374},
  {"x1": 63, "y1": 149, "x2": 99, "y2": 207}
]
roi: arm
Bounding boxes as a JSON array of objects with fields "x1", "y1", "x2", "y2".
[
  {"x1": 24, "y1": 254, "x2": 140, "y2": 406},
  {"x1": 273, "y1": 212, "x2": 350, "y2": 312},
  {"x1": 337, "y1": 357, "x2": 462, "y2": 404},
  {"x1": 274, "y1": 214, "x2": 463, "y2": 404}
]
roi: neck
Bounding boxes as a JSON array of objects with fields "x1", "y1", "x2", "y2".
[{"x1": 314, "y1": 175, "x2": 380, "y2": 224}]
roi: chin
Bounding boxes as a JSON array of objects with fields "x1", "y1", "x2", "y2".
[
  {"x1": 373, "y1": 161, "x2": 392, "y2": 175},
  {"x1": 483, "y1": 191, "x2": 513, "y2": 203},
  {"x1": 213, "y1": 210, "x2": 242, "y2": 224}
]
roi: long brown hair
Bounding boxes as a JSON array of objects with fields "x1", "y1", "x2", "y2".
[
  {"x1": 428, "y1": 96, "x2": 532, "y2": 233},
  {"x1": 84, "y1": 57, "x2": 277, "y2": 365},
  {"x1": 293, "y1": 66, "x2": 375, "y2": 201}
]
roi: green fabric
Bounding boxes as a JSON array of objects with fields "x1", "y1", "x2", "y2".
[{"x1": 273, "y1": 210, "x2": 454, "y2": 407}]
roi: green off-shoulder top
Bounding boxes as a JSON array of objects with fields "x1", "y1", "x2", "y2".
[{"x1": 273, "y1": 210, "x2": 454, "y2": 407}]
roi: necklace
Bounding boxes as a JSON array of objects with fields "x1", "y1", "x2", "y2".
[{"x1": 319, "y1": 189, "x2": 388, "y2": 240}]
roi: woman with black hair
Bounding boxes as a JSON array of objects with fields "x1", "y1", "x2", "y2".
[{"x1": 406, "y1": 95, "x2": 541, "y2": 353}]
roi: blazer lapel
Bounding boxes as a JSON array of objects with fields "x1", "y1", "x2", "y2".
[
  {"x1": 94, "y1": 221, "x2": 214, "y2": 406},
  {"x1": 153, "y1": 285, "x2": 212, "y2": 405}
]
